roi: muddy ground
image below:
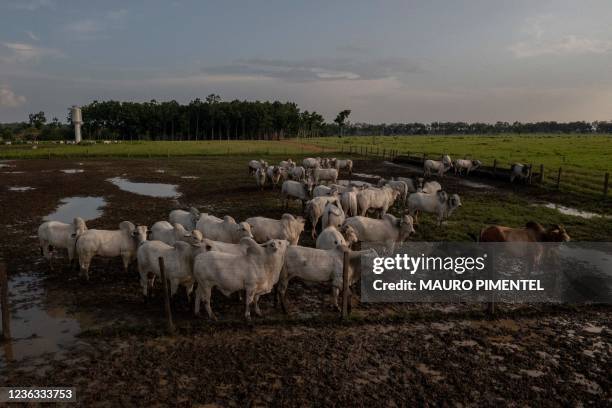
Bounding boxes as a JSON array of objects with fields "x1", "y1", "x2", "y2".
[{"x1": 0, "y1": 157, "x2": 610, "y2": 406}]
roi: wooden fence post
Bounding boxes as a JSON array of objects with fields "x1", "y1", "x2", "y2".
[
  {"x1": 0, "y1": 263, "x2": 10, "y2": 341},
  {"x1": 158, "y1": 257, "x2": 175, "y2": 334},
  {"x1": 557, "y1": 167, "x2": 562, "y2": 190},
  {"x1": 341, "y1": 250, "x2": 351, "y2": 319},
  {"x1": 604, "y1": 172, "x2": 609, "y2": 197},
  {"x1": 539, "y1": 164, "x2": 544, "y2": 183},
  {"x1": 528, "y1": 164, "x2": 533, "y2": 185}
]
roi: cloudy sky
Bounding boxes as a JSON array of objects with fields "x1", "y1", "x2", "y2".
[{"x1": 1, "y1": 0, "x2": 612, "y2": 123}]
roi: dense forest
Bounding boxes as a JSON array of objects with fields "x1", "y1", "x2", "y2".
[{"x1": 1, "y1": 95, "x2": 612, "y2": 142}]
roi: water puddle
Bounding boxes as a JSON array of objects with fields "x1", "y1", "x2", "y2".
[
  {"x1": 181, "y1": 176, "x2": 199, "y2": 179},
  {"x1": 533, "y1": 203, "x2": 611, "y2": 219},
  {"x1": 352, "y1": 172, "x2": 381, "y2": 180},
  {"x1": 0, "y1": 273, "x2": 87, "y2": 375},
  {"x1": 383, "y1": 160, "x2": 423, "y2": 173},
  {"x1": 8, "y1": 187, "x2": 35, "y2": 192},
  {"x1": 3, "y1": 171, "x2": 24, "y2": 174},
  {"x1": 107, "y1": 177, "x2": 181, "y2": 198},
  {"x1": 0, "y1": 163, "x2": 15, "y2": 169},
  {"x1": 459, "y1": 180, "x2": 495, "y2": 189},
  {"x1": 61, "y1": 169, "x2": 84, "y2": 174},
  {"x1": 155, "y1": 169, "x2": 165, "y2": 173},
  {"x1": 45, "y1": 197, "x2": 106, "y2": 223}
]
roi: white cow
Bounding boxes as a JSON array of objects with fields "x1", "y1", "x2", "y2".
[
  {"x1": 196, "y1": 214, "x2": 253, "y2": 243},
  {"x1": 245, "y1": 214, "x2": 306, "y2": 246},
  {"x1": 38, "y1": 217, "x2": 88, "y2": 267},
  {"x1": 420, "y1": 180, "x2": 442, "y2": 194},
  {"x1": 289, "y1": 166, "x2": 308, "y2": 181},
  {"x1": 199, "y1": 238, "x2": 251, "y2": 256},
  {"x1": 510, "y1": 163, "x2": 531, "y2": 183},
  {"x1": 150, "y1": 221, "x2": 195, "y2": 245},
  {"x1": 137, "y1": 240, "x2": 200, "y2": 300},
  {"x1": 281, "y1": 180, "x2": 313, "y2": 210},
  {"x1": 254, "y1": 168, "x2": 266, "y2": 190},
  {"x1": 316, "y1": 225, "x2": 359, "y2": 250},
  {"x1": 407, "y1": 190, "x2": 462, "y2": 226},
  {"x1": 169, "y1": 207, "x2": 201, "y2": 231},
  {"x1": 193, "y1": 238, "x2": 289, "y2": 320},
  {"x1": 332, "y1": 159, "x2": 353, "y2": 175},
  {"x1": 313, "y1": 168, "x2": 338, "y2": 185},
  {"x1": 395, "y1": 177, "x2": 423, "y2": 193},
  {"x1": 357, "y1": 186, "x2": 400, "y2": 217},
  {"x1": 377, "y1": 179, "x2": 409, "y2": 205},
  {"x1": 279, "y1": 159, "x2": 295, "y2": 170},
  {"x1": 424, "y1": 155, "x2": 453, "y2": 177},
  {"x1": 305, "y1": 195, "x2": 342, "y2": 238},
  {"x1": 340, "y1": 187, "x2": 359, "y2": 217},
  {"x1": 278, "y1": 245, "x2": 375, "y2": 311},
  {"x1": 248, "y1": 159, "x2": 268, "y2": 175},
  {"x1": 343, "y1": 214, "x2": 415, "y2": 253},
  {"x1": 321, "y1": 202, "x2": 345, "y2": 230},
  {"x1": 76, "y1": 221, "x2": 148, "y2": 280},
  {"x1": 454, "y1": 159, "x2": 482, "y2": 175},
  {"x1": 266, "y1": 166, "x2": 282, "y2": 189},
  {"x1": 312, "y1": 185, "x2": 334, "y2": 198},
  {"x1": 302, "y1": 157, "x2": 321, "y2": 169}
]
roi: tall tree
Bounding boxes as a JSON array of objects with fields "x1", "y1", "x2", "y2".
[{"x1": 334, "y1": 109, "x2": 351, "y2": 138}]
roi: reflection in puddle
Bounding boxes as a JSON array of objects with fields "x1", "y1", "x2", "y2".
[
  {"x1": 352, "y1": 172, "x2": 381, "y2": 179},
  {"x1": 534, "y1": 203, "x2": 610, "y2": 219},
  {"x1": 155, "y1": 169, "x2": 165, "y2": 173},
  {"x1": 9, "y1": 186, "x2": 35, "y2": 192},
  {"x1": 61, "y1": 169, "x2": 84, "y2": 174},
  {"x1": 45, "y1": 197, "x2": 106, "y2": 223},
  {"x1": 107, "y1": 177, "x2": 180, "y2": 198},
  {"x1": 459, "y1": 180, "x2": 494, "y2": 189},
  {"x1": 181, "y1": 176, "x2": 199, "y2": 179},
  {"x1": 0, "y1": 273, "x2": 86, "y2": 375}
]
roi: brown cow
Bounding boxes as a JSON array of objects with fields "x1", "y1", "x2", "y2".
[{"x1": 478, "y1": 222, "x2": 570, "y2": 242}]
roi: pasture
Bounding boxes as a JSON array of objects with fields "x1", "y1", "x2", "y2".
[{"x1": 1, "y1": 152, "x2": 610, "y2": 404}]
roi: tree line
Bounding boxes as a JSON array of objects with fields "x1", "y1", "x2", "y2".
[{"x1": 1, "y1": 96, "x2": 612, "y2": 142}]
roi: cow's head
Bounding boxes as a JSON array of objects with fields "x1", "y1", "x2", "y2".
[
  {"x1": 472, "y1": 160, "x2": 482, "y2": 168},
  {"x1": 545, "y1": 224, "x2": 570, "y2": 242},
  {"x1": 189, "y1": 207, "x2": 201, "y2": 224},
  {"x1": 448, "y1": 194, "x2": 462, "y2": 210},
  {"x1": 436, "y1": 190, "x2": 448, "y2": 204},
  {"x1": 400, "y1": 215, "x2": 415, "y2": 241},
  {"x1": 237, "y1": 222, "x2": 253, "y2": 239},
  {"x1": 341, "y1": 224, "x2": 359, "y2": 246}
]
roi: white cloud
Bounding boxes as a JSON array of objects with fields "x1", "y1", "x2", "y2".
[
  {"x1": 0, "y1": 42, "x2": 62, "y2": 64},
  {"x1": 25, "y1": 31, "x2": 39, "y2": 41},
  {"x1": 65, "y1": 20, "x2": 102, "y2": 34},
  {"x1": 0, "y1": 87, "x2": 26, "y2": 108},
  {"x1": 64, "y1": 9, "x2": 128, "y2": 39},
  {"x1": 11, "y1": 0, "x2": 54, "y2": 11},
  {"x1": 510, "y1": 16, "x2": 612, "y2": 58}
]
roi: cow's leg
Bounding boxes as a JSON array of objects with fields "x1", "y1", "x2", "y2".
[
  {"x1": 194, "y1": 286, "x2": 202, "y2": 316},
  {"x1": 244, "y1": 287, "x2": 256, "y2": 321},
  {"x1": 253, "y1": 295, "x2": 262, "y2": 317},
  {"x1": 331, "y1": 286, "x2": 341, "y2": 311},
  {"x1": 278, "y1": 277, "x2": 290, "y2": 314},
  {"x1": 202, "y1": 285, "x2": 216, "y2": 320},
  {"x1": 79, "y1": 255, "x2": 91, "y2": 281}
]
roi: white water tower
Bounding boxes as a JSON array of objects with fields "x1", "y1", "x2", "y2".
[{"x1": 71, "y1": 105, "x2": 83, "y2": 143}]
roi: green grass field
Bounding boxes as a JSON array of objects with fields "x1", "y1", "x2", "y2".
[
  {"x1": 308, "y1": 134, "x2": 612, "y2": 173},
  {"x1": 1, "y1": 134, "x2": 609, "y2": 175},
  {"x1": 0, "y1": 134, "x2": 612, "y2": 194}
]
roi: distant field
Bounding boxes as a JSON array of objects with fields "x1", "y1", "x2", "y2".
[
  {"x1": 308, "y1": 134, "x2": 612, "y2": 173},
  {"x1": 1, "y1": 134, "x2": 610, "y2": 174},
  {"x1": 0, "y1": 140, "x2": 333, "y2": 160}
]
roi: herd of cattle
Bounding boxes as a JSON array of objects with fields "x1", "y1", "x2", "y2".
[{"x1": 36, "y1": 154, "x2": 569, "y2": 321}]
